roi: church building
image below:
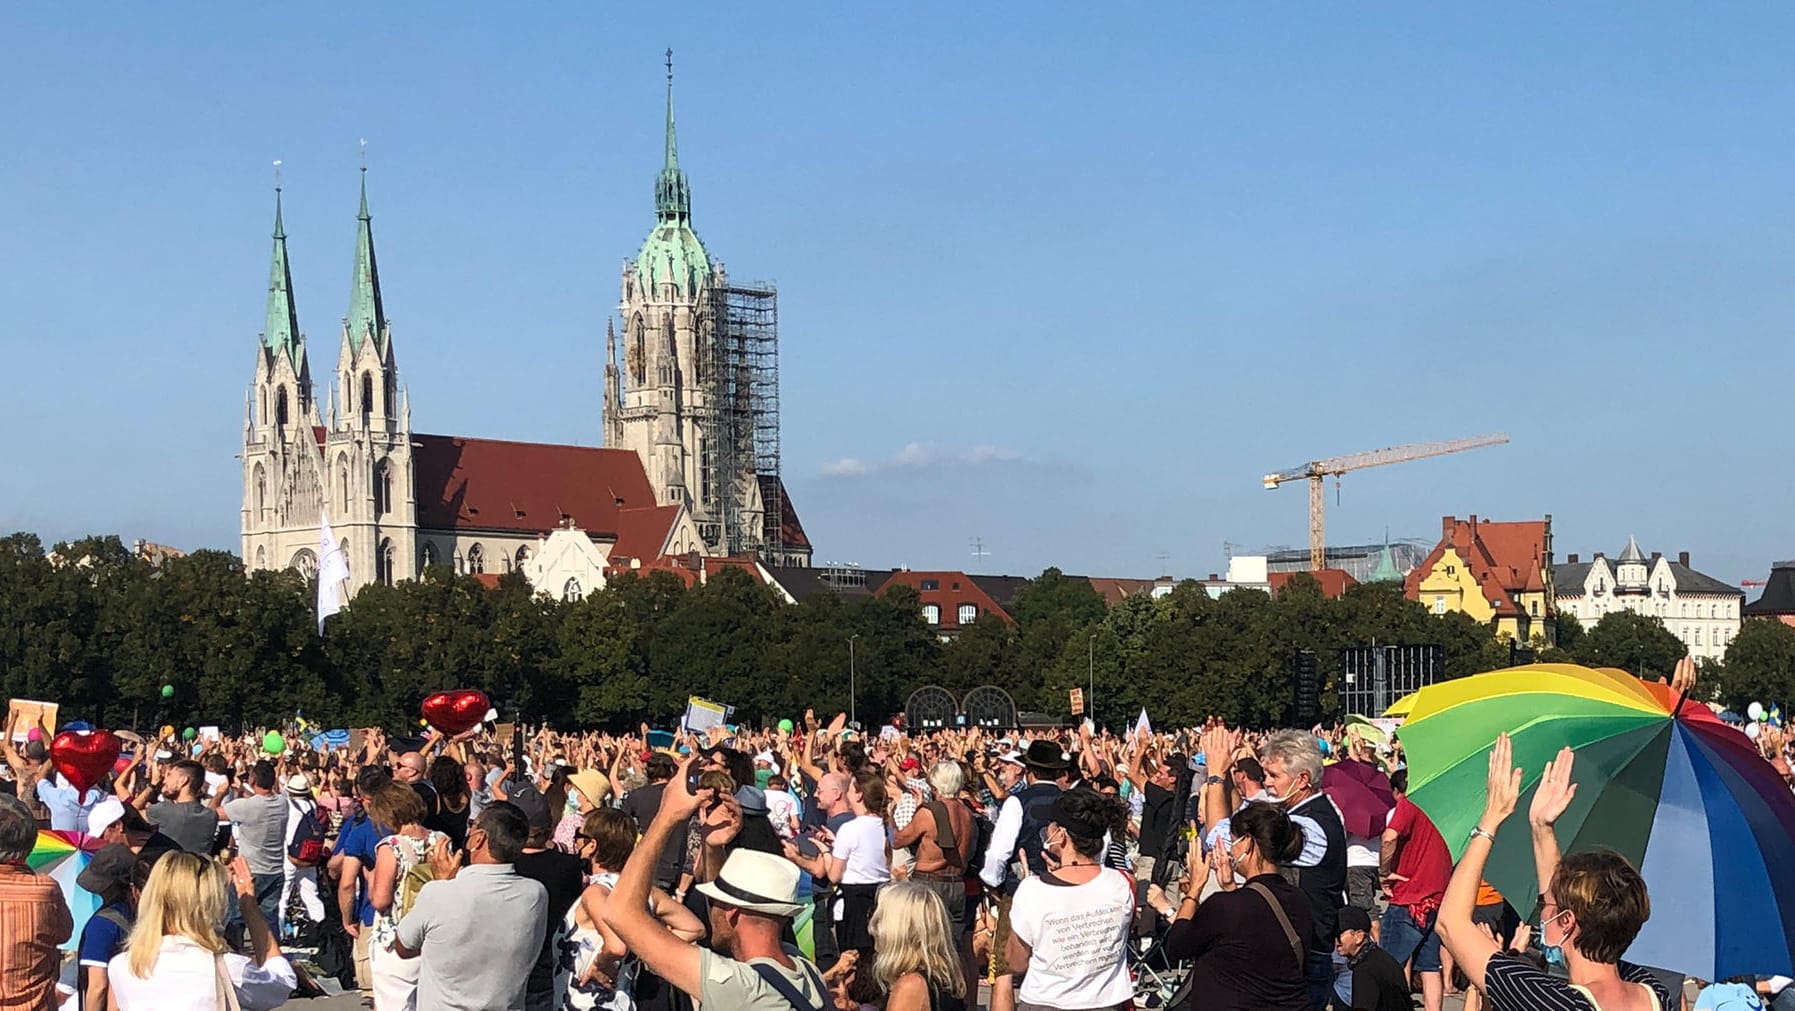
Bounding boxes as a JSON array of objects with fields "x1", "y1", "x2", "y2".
[{"x1": 241, "y1": 62, "x2": 810, "y2": 599}]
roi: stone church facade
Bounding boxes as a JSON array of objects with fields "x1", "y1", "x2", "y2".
[{"x1": 241, "y1": 68, "x2": 809, "y2": 598}]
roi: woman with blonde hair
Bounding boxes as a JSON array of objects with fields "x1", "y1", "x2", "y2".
[
  {"x1": 869, "y1": 880, "x2": 966, "y2": 1011},
  {"x1": 106, "y1": 852, "x2": 296, "y2": 1009}
]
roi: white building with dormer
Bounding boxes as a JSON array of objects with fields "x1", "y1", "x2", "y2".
[{"x1": 1552, "y1": 537, "x2": 1743, "y2": 660}]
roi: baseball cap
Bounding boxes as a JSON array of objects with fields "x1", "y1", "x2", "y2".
[
  {"x1": 507, "y1": 784, "x2": 552, "y2": 832},
  {"x1": 899, "y1": 757, "x2": 921, "y2": 772},
  {"x1": 87, "y1": 799, "x2": 127, "y2": 838}
]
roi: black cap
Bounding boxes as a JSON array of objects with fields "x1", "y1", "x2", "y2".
[
  {"x1": 77, "y1": 844, "x2": 137, "y2": 895},
  {"x1": 506, "y1": 783, "x2": 552, "y2": 832},
  {"x1": 1337, "y1": 906, "x2": 1372, "y2": 934}
]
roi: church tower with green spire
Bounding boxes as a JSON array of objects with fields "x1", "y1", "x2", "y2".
[
  {"x1": 244, "y1": 181, "x2": 329, "y2": 576},
  {"x1": 608, "y1": 52, "x2": 767, "y2": 556},
  {"x1": 326, "y1": 163, "x2": 416, "y2": 588}
]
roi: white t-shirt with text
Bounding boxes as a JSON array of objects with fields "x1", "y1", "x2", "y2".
[{"x1": 1009, "y1": 868, "x2": 1135, "y2": 1009}]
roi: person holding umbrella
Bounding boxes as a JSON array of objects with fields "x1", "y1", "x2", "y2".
[{"x1": 1437, "y1": 734, "x2": 1670, "y2": 1011}]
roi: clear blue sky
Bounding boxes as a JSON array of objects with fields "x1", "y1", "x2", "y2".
[{"x1": 4, "y1": 4, "x2": 1793, "y2": 585}]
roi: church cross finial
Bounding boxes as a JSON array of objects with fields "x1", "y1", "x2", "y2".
[
  {"x1": 359, "y1": 138, "x2": 367, "y2": 173},
  {"x1": 666, "y1": 48, "x2": 673, "y2": 85},
  {"x1": 273, "y1": 159, "x2": 282, "y2": 191}
]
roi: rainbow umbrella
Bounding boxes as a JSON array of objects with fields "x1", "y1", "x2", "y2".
[
  {"x1": 29, "y1": 830, "x2": 105, "y2": 951},
  {"x1": 1402, "y1": 663, "x2": 1795, "y2": 980}
]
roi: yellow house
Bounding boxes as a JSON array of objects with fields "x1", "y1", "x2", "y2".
[{"x1": 1405, "y1": 514, "x2": 1554, "y2": 641}]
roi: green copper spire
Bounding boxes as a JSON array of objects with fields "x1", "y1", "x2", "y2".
[
  {"x1": 262, "y1": 185, "x2": 302, "y2": 361},
  {"x1": 654, "y1": 48, "x2": 691, "y2": 224},
  {"x1": 1369, "y1": 535, "x2": 1403, "y2": 583},
  {"x1": 636, "y1": 50, "x2": 712, "y2": 295},
  {"x1": 346, "y1": 165, "x2": 386, "y2": 354}
]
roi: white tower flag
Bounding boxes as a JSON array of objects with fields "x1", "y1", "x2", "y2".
[{"x1": 317, "y1": 512, "x2": 351, "y2": 634}]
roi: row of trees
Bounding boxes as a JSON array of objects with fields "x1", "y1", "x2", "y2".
[{"x1": 2, "y1": 532, "x2": 1788, "y2": 733}]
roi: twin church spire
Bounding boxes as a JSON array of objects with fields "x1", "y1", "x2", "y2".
[{"x1": 254, "y1": 161, "x2": 391, "y2": 376}]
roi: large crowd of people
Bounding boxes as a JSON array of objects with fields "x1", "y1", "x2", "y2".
[{"x1": 0, "y1": 672, "x2": 1791, "y2": 1011}]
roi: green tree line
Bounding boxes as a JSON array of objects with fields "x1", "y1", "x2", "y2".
[{"x1": 3, "y1": 532, "x2": 1786, "y2": 732}]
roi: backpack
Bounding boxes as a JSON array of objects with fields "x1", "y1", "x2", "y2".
[
  {"x1": 392, "y1": 836, "x2": 437, "y2": 922},
  {"x1": 958, "y1": 798, "x2": 994, "y2": 881},
  {"x1": 287, "y1": 801, "x2": 329, "y2": 866}
]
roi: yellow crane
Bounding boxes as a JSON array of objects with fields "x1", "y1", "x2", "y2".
[{"x1": 1263, "y1": 433, "x2": 1509, "y2": 571}]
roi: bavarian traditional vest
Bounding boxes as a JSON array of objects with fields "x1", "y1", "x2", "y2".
[
  {"x1": 1012, "y1": 781, "x2": 1062, "y2": 886},
  {"x1": 1285, "y1": 791, "x2": 1347, "y2": 951}
]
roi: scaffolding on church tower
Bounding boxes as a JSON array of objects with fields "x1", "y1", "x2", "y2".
[{"x1": 706, "y1": 279, "x2": 781, "y2": 558}]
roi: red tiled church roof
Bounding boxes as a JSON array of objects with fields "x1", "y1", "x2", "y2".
[
  {"x1": 610, "y1": 505, "x2": 682, "y2": 563},
  {"x1": 759, "y1": 476, "x2": 811, "y2": 552},
  {"x1": 412, "y1": 433, "x2": 657, "y2": 538}
]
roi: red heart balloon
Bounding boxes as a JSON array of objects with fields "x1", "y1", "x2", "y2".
[
  {"x1": 421, "y1": 690, "x2": 490, "y2": 736},
  {"x1": 50, "y1": 730, "x2": 122, "y2": 796}
]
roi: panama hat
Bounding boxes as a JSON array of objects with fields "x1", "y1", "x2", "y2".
[{"x1": 695, "y1": 849, "x2": 805, "y2": 918}]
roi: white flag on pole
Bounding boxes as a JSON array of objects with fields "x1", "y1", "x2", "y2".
[
  {"x1": 1134, "y1": 708, "x2": 1152, "y2": 739},
  {"x1": 317, "y1": 512, "x2": 351, "y2": 634}
]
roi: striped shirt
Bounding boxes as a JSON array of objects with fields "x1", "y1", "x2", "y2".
[
  {"x1": 1483, "y1": 953, "x2": 1669, "y2": 1011},
  {"x1": 0, "y1": 865, "x2": 73, "y2": 1011}
]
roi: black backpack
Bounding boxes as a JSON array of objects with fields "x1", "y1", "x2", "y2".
[{"x1": 958, "y1": 798, "x2": 994, "y2": 881}]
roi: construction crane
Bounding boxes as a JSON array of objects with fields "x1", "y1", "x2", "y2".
[{"x1": 1263, "y1": 433, "x2": 1510, "y2": 571}]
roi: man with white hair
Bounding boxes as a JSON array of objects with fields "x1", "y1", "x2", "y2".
[
  {"x1": 892, "y1": 759, "x2": 976, "y2": 1008},
  {"x1": 1259, "y1": 729, "x2": 1348, "y2": 1011}
]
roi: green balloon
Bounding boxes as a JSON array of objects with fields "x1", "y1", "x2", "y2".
[
  {"x1": 777, "y1": 719, "x2": 795, "y2": 733},
  {"x1": 262, "y1": 730, "x2": 285, "y2": 755},
  {"x1": 160, "y1": 684, "x2": 174, "y2": 699},
  {"x1": 182, "y1": 728, "x2": 197, "y2": 741}
]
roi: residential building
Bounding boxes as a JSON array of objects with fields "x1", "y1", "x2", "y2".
[
  {"x1": 1742, "y1": 561, "x2": 1795, "y2": 627},
  {"x1": 1554, "y1": 540, "x2": 1742, "y2": 660},
  {"x1": 242, "y1": 62, "x2": 810, "y2": 599},
  {"x1": 1404, "y1": 515, "x2": 1554, "y2": 642}
]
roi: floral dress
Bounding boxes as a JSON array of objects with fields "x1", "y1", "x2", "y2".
[{"x1": 370, "y1": 830, "x2": 442, "y2": 951}]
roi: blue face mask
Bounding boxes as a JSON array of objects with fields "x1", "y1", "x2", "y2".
[{"x1": 1542, "y1": 941, "x2": 1566, "y2": 967}]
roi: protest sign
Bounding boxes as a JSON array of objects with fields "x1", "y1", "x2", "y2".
[
  {"x1": 1069, "y1": 688, "x2": 1085, "y2": 716},
  {"x1": 6, "y1": 699, "x2": 57, "y2": 741},
  {"x1": 683, "y1": 696, "x2": 732, "y2": 734}
]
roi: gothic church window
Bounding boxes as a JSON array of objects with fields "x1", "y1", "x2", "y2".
[
  {"x1": 515, "y1": 545, "x2": 530, "y2": 570},
  {"x1": 253, "y1": 464, "x2": 267, "y2": 518},
  {"x1": 338, "y1": 456, "x2": 350, "y2": 514},
  {"x1": 563, "y1": 578, "x2": 583, "y2": 602},
  {"x1": 467, "y1": 543, "x2": 485, "y2": 575},
  {"x1": 276, "y1": 386, "x2": 289, "y2": 428},
  {"x1": 255, "y1": 546, "x2": 265, "y2": 568},
  {"x1": 361, "y1": 372, "x2": 375, "y2": 426},
  {"x1": 377, "y1": 538, "x2": 394, "y2": 586},
  {"x1": 373, "y1": 460, "x2": 391, "y2": 516}
]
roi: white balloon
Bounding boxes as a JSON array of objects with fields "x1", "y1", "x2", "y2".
[
  {"x1": 1746, "y1": 722, "x2": 1761, "y2": 740},
  {"x1": 1748, "y1": 702, "x2": 1766, "y2": 722}
]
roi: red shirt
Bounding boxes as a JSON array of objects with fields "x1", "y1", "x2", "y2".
[{"x1": 1385, "y1": 796, "x2": 1452, "y2": 907}]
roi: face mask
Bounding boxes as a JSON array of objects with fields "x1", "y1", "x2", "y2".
[{"x1": 1541, "y1": 909, "x2": 1571, "y2": 966}]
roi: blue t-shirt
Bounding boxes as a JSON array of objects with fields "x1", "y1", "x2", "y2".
[
  {"x1": 37, "y1": 780, "x2": 104, "y2": 833},
  {"x1": 78, "y1": 902, "x2": 131, "y2": 969},
  {"x1": 335, "y1": 813, "x2": 390, "y2": 926}
]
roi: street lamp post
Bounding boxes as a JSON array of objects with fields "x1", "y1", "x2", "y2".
[
  {"x1": 848, "y1": 634, "x2": 860, "y2": 728},
  {"x1": 1087, "y1": 634, "x2": 1096, "y2": 725}
]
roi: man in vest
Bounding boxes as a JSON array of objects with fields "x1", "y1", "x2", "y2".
[
  {"x1": 1259, "y1": 730, "x2": 1348, "y2": 1011},
  {"x1": 978, "y1": 739, "x2": 1071, "y2": 1011}
]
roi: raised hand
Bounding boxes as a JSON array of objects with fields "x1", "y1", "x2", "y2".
[
  {"x1": 1483, "y1": 733, "x2": 1523, "y2": 827},
  {"x1": 1527, "y1": 746, "x2": 1577, "y2": 828}
]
